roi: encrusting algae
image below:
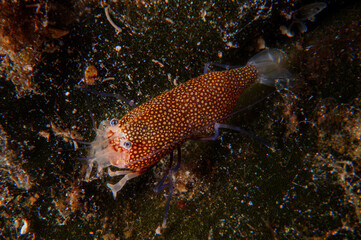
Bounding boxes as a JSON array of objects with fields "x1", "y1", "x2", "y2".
[{"x1": 85, "y1": 49, "x2": 296, "y2": 229}]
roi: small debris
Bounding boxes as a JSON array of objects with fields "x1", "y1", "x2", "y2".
[
  {"x1": 165, "y1": 17, "x2": 174, "y2": 24},
  {"x1": 51, "y1": 122, "x2": 83, "y2": 150},
  {"x1": 20, "y1": 219, "x2": 29, "y2": 235},
  {"x1": 84, "y1": 65, "x2": 99, "y2": 85},
  {"x1": 151, "y1": 59, "x2": 164, "y2": 68},
  {"x1": 38, "y1": 130, "x2": 50, "y2": 141},
  {"x1": 155, "y1": 225, "x2": 163, "y2": 235},
  {"x1": 256, "y1": 36, "x2": 266, "y2": 50}
]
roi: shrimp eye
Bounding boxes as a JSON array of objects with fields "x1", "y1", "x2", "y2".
[
  {"x1": 110, "y1": 118, "x2": 118, "y2": 126},
  {"x1": 123, "y1": 141, "x2": 131, "y2": 149}
]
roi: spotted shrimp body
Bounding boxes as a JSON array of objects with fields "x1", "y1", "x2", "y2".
[{"x1": 85, "y1": 49, "x2": 293, "y2": 198}]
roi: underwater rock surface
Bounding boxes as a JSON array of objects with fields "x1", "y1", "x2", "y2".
[{"x1": 1, "y1": 0, "x2": 360, "y2": 239}]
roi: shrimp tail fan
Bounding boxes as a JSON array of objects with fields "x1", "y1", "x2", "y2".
[{"x1": 247, "y1": 48, "x2": 298, "y2": 88}]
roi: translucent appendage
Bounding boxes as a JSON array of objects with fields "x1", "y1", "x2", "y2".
[
  {"x1": 107, "y1": 171, "x2": 141, "y2": 199},
  {"x1": 85, "y1": 162, "x2": 94, "y2": 181},
  {"x1": 247, "y1": 49, "x2": 297, "y2": 88},
  {"x1": 247, "y1": 48, "x2": 287, "y2": 74},
  {"x1": 108, "y1": 168, "x2": 133, "y2": 177}
]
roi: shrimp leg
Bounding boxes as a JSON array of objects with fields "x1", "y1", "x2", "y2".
[
  {"x1": 203, "y1": 62, "x2": 241, "y2": 73},
  {"x1": 154, "y1": 146, "x2": 181, "y2": 230},
  {"x1": 107, "y1": 170, "x2": 142, "y2": 199},
  {"x1": 198, "y1": 123, "x2": 275, "y2": 151}
]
